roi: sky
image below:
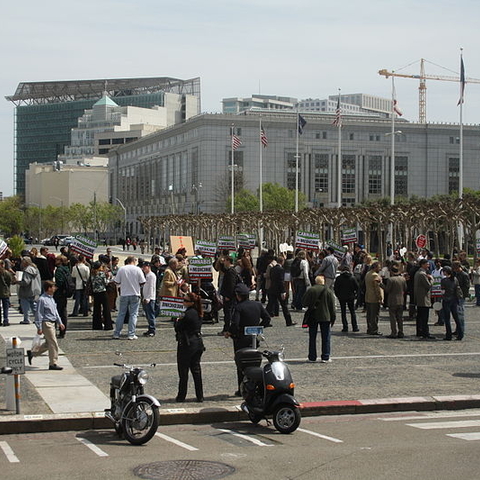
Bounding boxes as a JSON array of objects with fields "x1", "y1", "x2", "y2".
[{"x1": 2, "y1": 0, "x2": 480, "y2": 197}]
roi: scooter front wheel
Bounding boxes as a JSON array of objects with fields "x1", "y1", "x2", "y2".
[
  {"x1": 272, "y1": 404, "x2": 301, "y2": 434},
  {"x1": 122, "y1": 399, "x2": 160, "y2": 445}
]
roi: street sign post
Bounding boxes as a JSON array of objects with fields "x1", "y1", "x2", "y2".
[
  {"x1": 245, "y1": 326, "x2": 264, "y2": 348},
  {"x1": 6, "y1": 348, "x2": 25, "y2": 375}
]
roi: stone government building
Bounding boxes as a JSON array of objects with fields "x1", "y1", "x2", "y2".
[{"x1": 108, "y1": 109, "x2": 479, "y2": 236}]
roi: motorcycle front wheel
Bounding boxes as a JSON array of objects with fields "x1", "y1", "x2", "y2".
[
  {"x1": 272, "y1": 404, "x2": 301, "y2": 434},
  {"x1": 122, "y1": 399, "x2": 160, "y2": 445}
]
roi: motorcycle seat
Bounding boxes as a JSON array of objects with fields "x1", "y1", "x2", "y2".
[
  {"x1": 110, "y1": 374, "x2": 124, "y2": 388},
  {"x1": 244, "y1": 366, "x2": 263, "y2": 382}
]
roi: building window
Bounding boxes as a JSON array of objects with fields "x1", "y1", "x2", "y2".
[
  {"x1": 98, "y1": 139, "x2": 111, "y2": 145},
  {"x1": 315, "y1": 132, "x2": 321, "y2": 139},
  {"x1": 342, "y1": 155, "x2": 356, "y2": 194},
  {"x1": 368, "y1": 155, "x2": 382, "y2": 194},
  {"x1": 448, "y1": 157, "x2": 460, "y2": 194},
  {"x1": 314, "y1": 153, "x2": 329, "y2": 192},
  {"x1": 99, "y1": 148, "x2": 109, "y2": 155},
  {"x1": 394, "y1": 156, "x2": 408, "y2": 196},
  {"x1": 349, "y1": 133, "x2": 354, "y2": 141},
  {"x1": 322, "y1": 132, "x2": 327, "y2": 139},
  {"x1": 112, "y1": 138, "x2": 125, "y2": 145},
  {"x1": 286, "y1": 152, "x2": 300, "y2": 190}
]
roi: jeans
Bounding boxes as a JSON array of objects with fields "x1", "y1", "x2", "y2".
[
  {"x1": 0, "y1": 297, "x2": 10, "y2": 324},
  {"x1": 416, "y1": 306, "x2": 430, "y2": 337},
  {"x1": 114, "y1": 295, "x2": 141, "y2": 337},
  {"x1": 143, "y1": 300, "x2": 156, "y2": 333},
  {"x1": 442, "y1": 298, "x2": 463, "y2": 340},
  {"x1": 20, "y1": 297, "x2": 36, "y2": 323},
  {"x1": 457, "y1": 298, "x2": 465, "y2": 334},
  {"x1": 339, "y1": 299, "x2": 357, "y2": 330},
  {"x1": 266, "y1": 291, "x2": 293, "y2": 325},
  {"x1": 475, "y1": 284, "x2": 480, "y2": 306},
  {"x1": 292, "y1": 279, "x2": 307, "y2": 310},
  {"x1": 72, "y1": 289, "x2": 88, "y2": 315},
  {"x1": 308, "y1": 321, "x2": 331, "y2": 361}
]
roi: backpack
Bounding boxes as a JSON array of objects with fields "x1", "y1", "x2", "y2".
[
  {"x1": 63, "y1": 269, "x2": 76, "y2": 298},
  {"x1": 291, "y1": 258, "x2": 302, "y2": 278}
]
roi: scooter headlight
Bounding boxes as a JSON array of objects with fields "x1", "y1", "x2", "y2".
[
  {"x1": 137, "y1": 370, "x2": 149, "y2": 385},
  {"x1": 278, "y1": 350, "x2": 285, "y2": 361}
]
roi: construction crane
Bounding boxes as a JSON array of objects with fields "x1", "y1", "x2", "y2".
[{"x1": 378, "y1": 58, "x2": 480, "y2": 123}]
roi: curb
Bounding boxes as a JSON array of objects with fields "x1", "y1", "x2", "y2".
[{"x1": 2, "y1": 395, "x2": 480, "y2": 435}]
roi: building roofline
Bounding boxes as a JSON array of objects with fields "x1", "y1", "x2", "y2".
[{"x1": 6, "y1": 76, "x2": 201, "y2": 105}]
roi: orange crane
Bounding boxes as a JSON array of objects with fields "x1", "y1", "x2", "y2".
[{"x1": 378, "y1": 58, "x2": 480, "y2": 123}]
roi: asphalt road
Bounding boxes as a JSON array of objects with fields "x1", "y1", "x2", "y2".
[{"x1": 2, "y1": 409, "x2": 480, "y2": 479}]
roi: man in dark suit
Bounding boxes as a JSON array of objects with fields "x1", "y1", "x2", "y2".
[{"x1": 266, "y1": 256, "x2": 296, "y2": 326}]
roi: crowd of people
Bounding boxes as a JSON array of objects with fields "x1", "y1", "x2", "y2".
[{"x1": 1, "y1": 240, "x2": 479, "y2": 400}]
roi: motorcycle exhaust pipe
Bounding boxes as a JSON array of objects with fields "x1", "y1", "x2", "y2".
[{"x1": 104, "y1": 410, "x2": 116, "y2": 423}]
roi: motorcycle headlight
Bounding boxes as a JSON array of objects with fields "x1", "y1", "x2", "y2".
[
  {"x1": 137, "y1": 370, "x2": 149, "y2": 385},
  {"x1": 278, "y1": 350, "x2": 285, "y2": 361}
]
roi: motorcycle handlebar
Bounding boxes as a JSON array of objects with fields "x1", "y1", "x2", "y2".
[{"x1": 113, "y1": 363, "x2": 125, "y2": 367}]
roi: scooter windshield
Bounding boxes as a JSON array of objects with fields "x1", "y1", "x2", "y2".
[{"x1": 271, "y1": 361, "x2": 286, "y2": 380}]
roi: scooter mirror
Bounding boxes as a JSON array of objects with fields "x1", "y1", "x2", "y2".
[
  {"x1": 1, "y1": 367, "x2": 13, "y2": 375},
  {"x1": 115, "y1": 351, "x2": 122, "y2": 356}
]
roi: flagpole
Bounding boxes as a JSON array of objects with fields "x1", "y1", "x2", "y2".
[
  {"x1": 337, "y1": 89, "x2": 342, "y2": 208},
  {"x1": 390, "y1": 78, "x2": 396, "y2": 206},
  {"x1": 458, "y1": 48, "x2": 465, "y2": 251},
  {"x1": 295, "y1": 112, "x2": 299, "y2": 213},
  {"x1": 231, "y1": 124, "x2": 235, "y2": 214}
]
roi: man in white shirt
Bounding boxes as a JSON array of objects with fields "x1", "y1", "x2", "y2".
[
  {"x1": 141, "y1": 262, "x2": 157, "y2": 337},
  {"x1": 70, "y1": 255, "x2": 90, "y2": 316},
  {"x1": 112, "y1": 256, "x2": 146, "y2": 340}
]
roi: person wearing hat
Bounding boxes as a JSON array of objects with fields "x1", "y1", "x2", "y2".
[
  {"x1": 226, "y1": 283, "x2": 271, "y2": 395},
  {"x1": 384, "y1": 262, "x2": 407, "y2": 338}
]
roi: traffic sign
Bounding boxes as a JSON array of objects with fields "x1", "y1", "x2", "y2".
[
  {"x1": 415, "y1": 234, "x2": 427, "y2": 249},
  {"x1": 6, "y1": 348, "x2": 25, "y2": 375}
]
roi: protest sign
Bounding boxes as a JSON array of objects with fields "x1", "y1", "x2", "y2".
[
  {"x1": 295, "y1": 231, "x2": 320, "y2": 251},
  {"x1": 341, "y1": 227, "x2": 357, "y2": 244},
  {"x1": 195, "y1": 240, "x2": 217, "y2": 257},
  {"x1": 326, "y1": 240, "x2": 345, "y2": 259},
  {"x1": 237, "y1": 233, "x2": 256, "y2": 250},
  {"x1": 170, "y1": 236, "x2": 194, "y2": 256},
  {"x1": 188, "y1": 258, "x2": 213, "y2": 281},
  {"x1": 217, "y1": 235, "x2": 236, "y2": 251},
  {"x1": 159, "y1": 296, "x2": 186, "y2": 317},
  {"x1": 69, "y1": 235, "x2": 97, "y2": 260}
]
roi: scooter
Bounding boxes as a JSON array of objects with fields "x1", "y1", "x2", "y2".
[
  {"x1": 235, "y1": 343, "x2": 301, "y2": 434},
  {"x1": 104, "y1": 360, "x2": 160, "y2": 445}
]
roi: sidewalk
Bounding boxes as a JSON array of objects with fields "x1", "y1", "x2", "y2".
[{"x1": 2, "y1": 287, "x2": 480, "y2": 434}]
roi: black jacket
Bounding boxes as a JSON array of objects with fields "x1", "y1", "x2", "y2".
[
  {"x1": 268, "y1": 264, "x2": 286, "y2": 295},
  {"x1": 220, "y1": 266, "x2": 239, "y2": 300},
  {"x1": 334, "y1": 271, "x2": 359, "y2": 301},
  {"x1": 175, "y1": 307, "x2": 203, "y2": 350},
  {"x1": 229, "y1": 299, "x2": 270, "y2": 348}
]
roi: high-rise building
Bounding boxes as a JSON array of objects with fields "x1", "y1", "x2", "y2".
[{"x1": 6, "y1": 77, "x2": 201, "y2": 196}]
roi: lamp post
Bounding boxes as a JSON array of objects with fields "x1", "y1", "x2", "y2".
[{"x1": 115, "y1": 198, "x2": 127, "y2": 245}]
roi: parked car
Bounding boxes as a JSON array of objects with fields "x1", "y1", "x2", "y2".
[{"x1": 61, "y1": 236, "x2": 75, "y2": 246}]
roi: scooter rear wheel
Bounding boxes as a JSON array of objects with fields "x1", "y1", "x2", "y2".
[
  {"x1": 247, "y1": 410, "x2": 263, "y2": 424},
  {"x1": 272, "y1": 404, "x2": 301, "y2": 434}
]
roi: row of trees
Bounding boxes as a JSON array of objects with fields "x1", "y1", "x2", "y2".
[{"x1": 0, "y1": 197, "x2": 123, "y2": 240}]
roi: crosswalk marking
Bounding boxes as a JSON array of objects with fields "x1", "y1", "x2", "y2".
[
  {"x1": 0, "y1": 442, "x2": 19, "y2": 463},
  {"x1": 406, "y1": 420, "x2": 480, "y2": 430},
  {"x1": 298, "y1": 428, "x2": 343, "y2": 443},
  {"x1": 216, "y1": 428, "x2": 274, "y2": 447},
  {"x1": 76, "y1": 437, "x2": 109, "y2": 457},
  {"x1": 380, "y1": 411, "x2": 480, "y2": 422},
  {"x1": 155, "y1": 432, "x2": 198, "y2": 451},
  {"x1": 447, "y1": 432, "x2": 480, "y2": 441}
]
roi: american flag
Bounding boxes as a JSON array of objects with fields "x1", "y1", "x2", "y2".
[
  {"x1": 232, "y1": 134, "x2": 242, "y2": 150},
  {"x1": 260, "y1": 127, "x2": 268, "y2": 147},
  {"x1": 332, "y1": 96, "x2": 342, "y2": 127},
  {"x1": 458, "y1": 54, "x2": 465, "y2": 106}
]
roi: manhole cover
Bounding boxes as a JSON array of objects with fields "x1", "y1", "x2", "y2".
[{"x1": 133, "y1": 460, "x2": 235, "y2": 480}]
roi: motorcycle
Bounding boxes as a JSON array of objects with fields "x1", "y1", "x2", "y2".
[
  {"x1": 235, "y1": 343, "x2": 301, "y2": 434},
  {"x1": 104, "y1": 360, "x2": 160, "y2": 445}
]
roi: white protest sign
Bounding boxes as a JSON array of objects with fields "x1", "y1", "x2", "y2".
[
  {"x1": 159, "y1": 296, "x2": 186, "y2": 317},
  {"x1": 295, "y1": 231, "x2": 320, "y2": 251},
  {"x1": 188, "y1": 258, "x2": 213, "y2": 281},
  {"x1": 69, "y1": 235, "x2": 98, "y2": 260},
  {"x1": 217, "y1": 236, "x2": 236, "y2": 251},
  {"x1": 195, "y1": 240, "x2": 217, "y2": 257}
]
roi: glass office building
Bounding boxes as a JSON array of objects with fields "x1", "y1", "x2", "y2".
[{"x1": 6, "y1": 77, "x2": 201, "y2": 196}]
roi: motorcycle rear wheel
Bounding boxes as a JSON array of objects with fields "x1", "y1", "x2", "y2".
[
  {"x1": 122, "y1": 399, "x2": 160, "y2": 445},
  {"x1": 272, "y1": 404, "x2": 301, "y2": 434}
]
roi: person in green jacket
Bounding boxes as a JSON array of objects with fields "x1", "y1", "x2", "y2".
[{"x1": 302, "y1": 275, "x2": 336, "y2": 363}]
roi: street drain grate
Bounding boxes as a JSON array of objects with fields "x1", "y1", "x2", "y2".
[{"x1": 133, "y1": 460, "x2": 235, "y2": 480}]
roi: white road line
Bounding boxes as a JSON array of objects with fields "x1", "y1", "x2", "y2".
[
  {"x1": 406, "y1": 420, "x2": 480, "y2": 430},
  {"x1": 155, "y1": 432, "x2": 198, "y2": 451},
  {"x1": 447, "y1": 432, "x2": 480, "y2": 441},
  {"x1": 83, "y1": 351, "x2": 480, "y2": 369},
  {"x1": 0, "y1": 442, "x2": 19, "y2": 463},
  {"x1": 216, "y1": 428, "x2": 274, "y2": 447},
  {"x1": 76, "y1": 437, "x2": 109, "y2": 457},
  {"x1": 380, "y1": 411, "x2": 480, "y2": 422},
  {"x1": 297, "y1": 428, "x2": 343, "y2": 443}
]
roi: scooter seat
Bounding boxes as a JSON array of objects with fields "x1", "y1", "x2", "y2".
[
  {"x1": 244, "y1": 366, "x2": 263, "y2": 382},
  {"x1": 110, "y1": 374, "x2": 124, "y2": 388}
]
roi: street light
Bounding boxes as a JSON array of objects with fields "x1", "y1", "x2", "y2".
[{"x1": 115, "y1": 198, "x2": 127, "y2": 245}]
